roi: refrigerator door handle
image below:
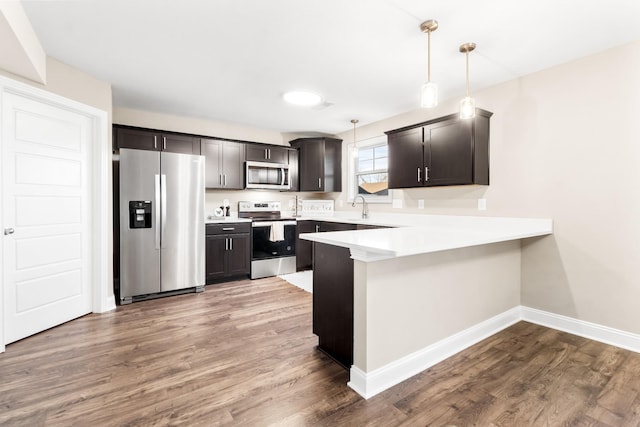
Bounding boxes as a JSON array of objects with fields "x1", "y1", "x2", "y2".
[
  {"x1": 161, "y1": 174, "x2": 167, "y2": 248},
  {"x1": 154, "y1": 174, "x2": 161, "y2": 249}
]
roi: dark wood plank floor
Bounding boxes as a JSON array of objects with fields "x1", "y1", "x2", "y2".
[{"x1": 1, "y1": 277, "x2": 639, "y2": 426}]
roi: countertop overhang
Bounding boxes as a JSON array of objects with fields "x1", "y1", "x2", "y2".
[{"x1": 299, "y1": 214, "x2": 553, "y2": 262}]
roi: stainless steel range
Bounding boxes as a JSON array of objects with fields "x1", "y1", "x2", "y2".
[{"x1": 238, "y1": 201, "x2": 296, "y2": 279}]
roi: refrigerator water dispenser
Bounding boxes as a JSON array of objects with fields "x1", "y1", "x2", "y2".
[{"x1": 129, "y1": 201, "x2": 152, "y2": 228}]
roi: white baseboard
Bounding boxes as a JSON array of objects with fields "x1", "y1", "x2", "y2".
[
  {"x1": 521, "y1": 306, "x2": 640, "y2": 353},
  {"x1": 101, "y1": 295, "x2": 117, "y2": 313},
  {"x1": 348, "y1": 306, "x2": 522, "y2": 399},
  {"x1": 349, "y1": 305, "x2": 640, "y2": 399}
]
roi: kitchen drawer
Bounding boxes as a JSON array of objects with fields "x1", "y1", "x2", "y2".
[{"x1": 206, "y1": 222, "x2": 251, "y2": 235}]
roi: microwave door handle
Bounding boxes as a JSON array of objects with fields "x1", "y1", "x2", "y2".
[{"x1": 281, "y1": 167, "x2": 285, "y2": 186}]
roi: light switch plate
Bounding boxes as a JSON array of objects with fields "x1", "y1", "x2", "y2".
[
  {"x1": 392, "y1": 199, "x2": 403, "y2": 209},
  {"x1": 418, "y1": 199, "x2": 425, "y2": 209},
  {"x1": 478, "y1": 198, "x2": 487, "y2": 210}
]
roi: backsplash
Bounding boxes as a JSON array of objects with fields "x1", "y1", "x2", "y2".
[{"x1": 205, "y1": 189, "x2": 336, "y2": 218}]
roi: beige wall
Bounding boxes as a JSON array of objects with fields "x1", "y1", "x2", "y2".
[
  {"x1": 113, "y1": 107, "x2": 287, "y2": 146},
  {"x1": 0, "y1": 57, "x2": 111, "y2": 114},
  {"x1": 354, "y1": 241, "x2": 521, "y2": 371},
  {"x1": 342, "y1": 40, "x2": 640, "y2": 335},
  {"x1": 112, "y1": 107, "x2": 340, "y2": 214}
]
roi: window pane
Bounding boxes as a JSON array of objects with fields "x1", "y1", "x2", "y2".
[
  {"x1": 358, "y1": 147, "x2": 373, "y2": 161},
  {"x1": 374, "y1": 145, "x2": 388, "y2": 158},
  {"x1": 374, "y1": 157, "x2": 388, "y2": 170},
  {"x1": 358, "y1": 159, "x2": 374, "y2": 172},
  {"x1": 357, "y1": 173, "x2": 388, "y2": 196}
]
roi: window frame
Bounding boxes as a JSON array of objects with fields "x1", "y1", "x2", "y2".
[{"x1": 346, "y1": 134, "x2": 392, "y2": 204}]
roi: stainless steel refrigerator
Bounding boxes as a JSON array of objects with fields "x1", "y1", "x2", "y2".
[{"x1": 119, "y1": 148, "x2": 205, "y2": 304}]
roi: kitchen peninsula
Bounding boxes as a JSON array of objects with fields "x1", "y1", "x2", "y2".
[{"x1": 300, "y1": 214, "x2": 552, "y2": 399}]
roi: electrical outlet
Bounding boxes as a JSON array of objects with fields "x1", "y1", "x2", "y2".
[
  {"x1": 418, "y1": 199, "x2": 424, "y2": 209},
  {"x1": 478, "y1": 198, "x2": 487, "y2": 210}
]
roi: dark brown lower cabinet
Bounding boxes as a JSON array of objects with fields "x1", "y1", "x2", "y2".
[
  {"x1": 296, "y1": 220, "x2": 316, "y2": 271},
  {"x1": 313, "y1": 242, "x2": 354, "y2": 369},
  {"x1": 296, "y1": 221, "x2": 358, "y2": 271},
  {"x1": 206, "y1": 223, "x2": 250, "y2": 283}
]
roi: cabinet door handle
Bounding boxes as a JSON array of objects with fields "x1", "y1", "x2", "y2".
[
  {"x1": 229, "y1": 238, "x2": 233, "y2": 251},
  {"x1": 163, "y1": 136, "x2": 167, "y2": 150},
  {"x1": 425, "y1": 166, "x2": 429, "y2": 182},
  {"x1": 225, "y1": 237, "x2": 229, "y2": 251},
  {"x1": 154, "y1": 136, "x2": 157, "y2": 149},
  {"x1": 222, "y1": 227, "x2": 235, "y2": 231},
  {"x1": 4, "y1": 228, "x2": 14, "y2": 235},
  {"x1": 224, "y1": 174, "x2": 227, "y2": 187},
  {"x1": 268, "y1": 149, "x2": 271, "y2": 160},
  {"x1": 315, "y1": 225, "x2": 320, "y2": 232},
  {"x1": 417, "y1": 167, "x2": 421, "y2": 183},
  {"x1": 219, "y1": 174, "x2": 223, "y2": 186},
  {"x1": 318, "y1": 177, "x2": 321, "y2": 188}
]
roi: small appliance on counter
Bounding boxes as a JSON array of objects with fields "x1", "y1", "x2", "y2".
[{"x1": 238, "y1": 201, "x2": 296, "y2": 279}]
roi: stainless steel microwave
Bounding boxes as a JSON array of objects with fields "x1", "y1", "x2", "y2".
[{"x1": 245, "y1": 161, "x2": 290, "y2": 190}]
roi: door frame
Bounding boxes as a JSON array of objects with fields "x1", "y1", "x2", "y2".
[{"x1": 0, "y1": 75, "x2": 113, "y2": 353}]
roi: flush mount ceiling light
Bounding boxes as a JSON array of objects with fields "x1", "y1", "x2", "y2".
[
  {"x1": 420, "y1": 19, "x2": 439, "y2": 108},
  {"x1": 459, "y1": 42, "x2": 477, "y2": 119},
  {"x1": 283, "y1": 91, "x2": 323, "y2": 107}
]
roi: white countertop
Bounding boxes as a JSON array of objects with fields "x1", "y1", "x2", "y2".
[
  {"x1": 299, "y1": 213, "x2": 553, "y2": 262},
  {"x1": 205, "y1": 216, "x2": 252, "y2": 224}
]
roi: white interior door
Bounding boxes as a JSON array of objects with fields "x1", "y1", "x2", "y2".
[{"x1": 2, "y1": 91, "x2": 92, "y2": 344}]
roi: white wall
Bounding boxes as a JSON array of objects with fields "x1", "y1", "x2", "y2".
[
  {"x1": 0, "y1": 1, "x2": 46, "y2": 83},
  {"x1": 339, "y1": 40, "x2": 640, "y2": 335}
]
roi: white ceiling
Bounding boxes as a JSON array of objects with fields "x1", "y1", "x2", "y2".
[{"x1": 21, "y1": 0, "x2": 640, "y2": 135}]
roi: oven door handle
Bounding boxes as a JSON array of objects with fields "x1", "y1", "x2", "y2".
[{"x1": 252, "y1": 220, "x2": 297, "y2": 227}]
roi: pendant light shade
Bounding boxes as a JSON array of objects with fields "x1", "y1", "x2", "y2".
[
  {"x1": 421, "y1": 82, "x2": 438, "y2": 109},
  {"x1": 459, "y1": 42, "x2": 476, "y2": 119},
  {"x1": 420, "y1": 20, "x2": 438, "y2": 108},
  {"x1": 459, "y1": 96, "x2": 476, "y2": 119}
]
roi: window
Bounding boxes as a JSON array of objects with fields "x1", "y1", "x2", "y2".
[{"x1": 347, "y1": 135, "x2": 391, "y2": 203}]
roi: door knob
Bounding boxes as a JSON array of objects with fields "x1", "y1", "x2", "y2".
[{"x1": 4, "y1": 228, "x2": 15, "y2": 235}]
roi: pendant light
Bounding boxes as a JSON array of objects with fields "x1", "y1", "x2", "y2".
[
  {"x1": 459, "y1": 42, "x2": 476, "y2": 119},
  {"x1": 351, "y1": 119, "x2": 359, "y2": 158},
  {"x1": 420, "y1": 20, "x2": 439, "y2": 108}
]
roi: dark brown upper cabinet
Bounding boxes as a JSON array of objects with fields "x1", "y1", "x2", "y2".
[
  {"x1": 386, "y1": 109, "x2": 492, "y2": 189},
  {"x1": 201, "y1": 138, "x2": 245, "y2": 190},
  {"x1": 245, "y1": 144, "x2": 289, "y2": 164},
  {"x1": 289, "y1": 137, "x2": 342, "y2": 192},
  {"x1": 114, "y1": 126, "x2": 200, "y2": 155}
]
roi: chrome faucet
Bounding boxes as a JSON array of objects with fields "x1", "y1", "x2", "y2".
[{"x1": 352, "y1": 195, "x2": 368, "y2": 219}]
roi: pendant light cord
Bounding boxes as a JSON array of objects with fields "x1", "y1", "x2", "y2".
[
  {"x1": 465, "y1": 51, "x2": 470, "y2": 97},
  {"x1": 351, "y1": 119, "x2": 359, "y2": 149},
  {"x1": 427, "y1": 30, "x2": 431, "y2": 82}
]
